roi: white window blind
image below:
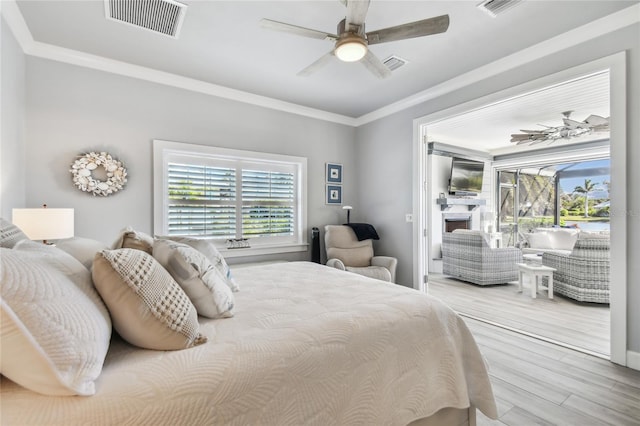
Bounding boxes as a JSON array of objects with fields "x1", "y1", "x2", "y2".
[{"x1": 154, "y1": 140, "x2": 307, "y2": 254}]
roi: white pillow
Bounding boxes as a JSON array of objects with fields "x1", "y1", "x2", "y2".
[
  {"x1": 153, "y1": 239, "x2": 234, "y2": 319},
  {"x1": 0, "y1": 243, "x2": 111, "y2": 396},
  {"x1": 547, "y1": 229, "x2": 578, "y2": 250},
  {"x1": 156, "y1": 236, "x2": 239, "y2": 292},
  {"x1": 56, "y1": 237, "x2": 109, "y2": 270},
  {"x1": 92, "y1": 248, "x2": 207, "y2": 350},
  {"x1": 524, "y1": 232, "x2": 553, "y2": 249}
]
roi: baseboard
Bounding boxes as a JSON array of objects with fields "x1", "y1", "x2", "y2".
[{"x1": 627, "y1": 350, "x2": 640, "y2": 371}]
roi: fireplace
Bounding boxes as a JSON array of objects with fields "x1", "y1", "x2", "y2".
[{"x1": 443, "y1": 213, "x2": 472, "y2": 233}]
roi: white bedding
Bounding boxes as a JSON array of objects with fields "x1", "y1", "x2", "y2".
[{"x1": 1, "y1": 262, "x2": 497, "y2": 425}]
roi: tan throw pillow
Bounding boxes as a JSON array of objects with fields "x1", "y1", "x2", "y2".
[
  {"x1": 92, "y1": 248, "x2": 207, "y2": 350},
  {"x1": 1, "y1": 243, "x2": 111, "y2": 396},
  {"x1": 112, "y1": 227, "x2": 154, "y2": 254},
  {"x1": 153, "y1": 239, "x2": 234, "y2": 319},
  {"x1": 156, "y1": 236, "x2": 239, "y2": 292}
]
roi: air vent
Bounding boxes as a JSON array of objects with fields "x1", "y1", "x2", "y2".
[
  {"x1": 105, "y1": 0, "x2": 187, "y2": 38},
  {"x1": 382, "y1": 55, "x2": 408, "y2": 71},
  {"x1": 477, "y1": 0, "x2": 522, "y2": 17}
]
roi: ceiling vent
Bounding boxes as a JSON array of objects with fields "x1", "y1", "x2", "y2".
[
  {"x1": 477, "y1": 0, "x2": 522, "y2": 18},
  {"x1": 105, "y1": 0, "x2": 187, "y2": 38},
  {"x1": 382, "y1": 55, "x2": 408, "y2": 72}
]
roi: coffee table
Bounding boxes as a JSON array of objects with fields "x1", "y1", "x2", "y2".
[{"x1": 515, "y1": 262, "x2": 556, "y2": 299}]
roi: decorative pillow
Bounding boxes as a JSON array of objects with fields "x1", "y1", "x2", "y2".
[
  {"x1": 56, "y1": 237, "x2": 109, "y2": 270},
  {"x1": 578, "y1": 231, "x2": 610, "y2": 239},
  {"x1": 547, "y1": 229, "x2": 578, "y2": 250},
  {"x1": 153, "y1": 239, "x2": 234, "y2": 319},
  {"x1": 92, "y1": 248, "x2": 207, "y2": 350},
  {"x1": 156, "y1": 236, "x2": 239, "y2": 292},
  {"x1": 0, "y1": 243, "x2": 111, "y2": 396},
  {"x1": 0, "y1": 218, "x2": 28, "y2": 248},
  {"x1": 524, "y1": 232, "x2": 553, "y2": 249},
  {"x1": 112, "y1": 226, "x2": 154, "y2": 254}
]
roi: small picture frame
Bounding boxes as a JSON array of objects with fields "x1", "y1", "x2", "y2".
[
  {"x1": 326, "y1": 163, "x2": 343, "y2": 184},
  {"x1": 326, "y1": 185, "x2": 342, "y2": 205}
]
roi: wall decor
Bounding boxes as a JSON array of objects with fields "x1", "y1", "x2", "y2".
[
  {"x1": 326, "y1": 184, "x2": 342, "y2": 205},
  {"x1": 326, "y1": 163, "x2": 343, "y2": 184},
  {"x1": 70, "y1": 151, "x2": 128, "y2": 197}
]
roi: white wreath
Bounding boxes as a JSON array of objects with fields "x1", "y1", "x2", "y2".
[{"x1": 70, "y1": 152, "x2": 127, "y2": 196}]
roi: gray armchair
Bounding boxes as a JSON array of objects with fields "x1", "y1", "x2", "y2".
[
  {"x1": 542, "y1": 237, "x2": 610, "y2": 303},
  {"x1": 442, "y1": 229, "x2": 522, "y2": 285},
  {"x1": 324, "y1": 225, "x2": 397, "y2": 282}
]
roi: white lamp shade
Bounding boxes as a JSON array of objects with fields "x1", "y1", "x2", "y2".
[{"x1": 12, "y1": 208, "x2": 74, "y2": 241}]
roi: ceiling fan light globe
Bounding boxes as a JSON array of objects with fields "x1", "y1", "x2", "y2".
[{"x1": 335, "y1": 38, "x2": 367, "y2": 62}]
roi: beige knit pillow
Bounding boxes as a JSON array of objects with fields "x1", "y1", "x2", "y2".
[{"x1": 92, "y1": 248, "x2": 207, "y2": 350}]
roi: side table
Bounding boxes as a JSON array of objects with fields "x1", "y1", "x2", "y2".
[{"x1": 515, "y1": 262, "x2": 556, "y2": 299}]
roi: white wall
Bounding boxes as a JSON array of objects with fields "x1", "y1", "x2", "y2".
[
  {"x1": 427, "y1": 154, "x2": 491, "y2": 274},
  {"x1": 355, "y1": 24, "x2": 640, "y2": 350},
  {"x1": 1, "y1": 18, "x2": 26, "y2": 218},
  {"x1": 21, "y1": 57, "x2": 357, "y2": 262}
]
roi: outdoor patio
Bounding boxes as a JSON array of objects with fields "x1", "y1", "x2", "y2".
[{"x1": 427, "y1": 273, "x2": 610, "y2": 357}]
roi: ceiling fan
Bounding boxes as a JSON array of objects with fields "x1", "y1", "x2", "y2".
[
  {"x1": 260, "y1": 0, "x2": 450, "y2": 78},
  {"x1": 510, "y1": 111, "x2": 610, "y2": 145}
]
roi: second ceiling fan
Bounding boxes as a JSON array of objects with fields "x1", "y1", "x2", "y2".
[{"x1": 261, "y1": 0, "x2": 450, "y2": 78}]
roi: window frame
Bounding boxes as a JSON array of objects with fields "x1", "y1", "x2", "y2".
[{"x1": 153, "y1": 140, "x2": 308, "y2": 258}]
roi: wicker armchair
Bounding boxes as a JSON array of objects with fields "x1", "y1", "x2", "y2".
[
  {"x1": 442, "y1": 230, "x2": 522, "y2": 285},
  {"x1": 542, "y1": 237, "x2": 610, "y2": 303}
]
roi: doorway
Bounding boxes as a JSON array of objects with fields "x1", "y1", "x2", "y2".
[{"x1": 412, "y1": 53, "x2": 627, "y2": 365}]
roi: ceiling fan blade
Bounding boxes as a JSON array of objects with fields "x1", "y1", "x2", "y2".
[
  {"x1": 366, "y1": 14, "x2": 450, "y2": 45},
  {"x1": 260, "y1": 19, "x2": 337, "y2": 41},
  {"x1": 297, "y1": 51, "x2": 335, "y2": 77},
  {"x1": 360, "y1": 50, "x2": 391, "y2": 79},
  {"x1": 346, "y1": 0, "x2": 370, "y2": 27}
]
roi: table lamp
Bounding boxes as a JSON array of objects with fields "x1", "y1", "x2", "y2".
[
  {"x1": 343, "y1": 205, "x2": 352, "y2": 224},
  {"x1": 12, "y1": 205, "x2": 74, "y2": 244}
]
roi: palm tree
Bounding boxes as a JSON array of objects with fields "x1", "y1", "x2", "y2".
[{"x1": 573, "y1": 179, "x2": 597, "y2": 218}]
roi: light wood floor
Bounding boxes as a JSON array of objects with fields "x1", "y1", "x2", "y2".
[
  {"x1": 427, "y1": 274, "x2": 610, "y2": 356},
  {"x1": 466, "y1": 318, "x2": 640, "y2": 425}
]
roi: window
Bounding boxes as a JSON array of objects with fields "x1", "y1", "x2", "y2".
[{"x1": 154, "y1": 140, "x2": 307, "y2": 257}]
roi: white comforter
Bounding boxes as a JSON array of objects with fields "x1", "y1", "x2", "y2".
[{"x1": 1, "y1": 262, "x2": 497, "y2": 425}]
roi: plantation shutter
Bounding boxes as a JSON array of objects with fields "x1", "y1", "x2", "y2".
[
  {"x1": 241, "y1": 169, "x2": 295, "y2": 237},
  {"x1": 167, "y1": 162, "x2": 237, "y2": 237}
]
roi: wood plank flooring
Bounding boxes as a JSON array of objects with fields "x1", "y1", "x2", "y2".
[
  {"x1": 465, "y1": 318, "x2": 640, "y2": 425},
  {"x1": 427, "y1": 274, "x2": 610, "y2": 356}
]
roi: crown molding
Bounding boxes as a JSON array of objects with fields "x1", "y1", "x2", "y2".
[
  {"x1": 3, "y1": 1, "x2": 639, "y2": 128},
  {"x1": 354, "y1": 3, "x2": 640, "y2": 127},
  {"x1": 0, "y1": 0, "x2": 357, "y2": 127}
]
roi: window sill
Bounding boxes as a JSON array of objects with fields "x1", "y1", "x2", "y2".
[{"x1": 219, "y1": 242, "x2": 309, "y2": 258}]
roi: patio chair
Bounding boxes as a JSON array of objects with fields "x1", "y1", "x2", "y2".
[
  {"x1": 442, "y1": 229, "x2": 523, "y2": 285},
  {"x1": 542, "y1": 236, "x2": 610, "y2": 303}
]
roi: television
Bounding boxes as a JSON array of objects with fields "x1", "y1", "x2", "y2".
[{"x1": 448, "y1": 158, "x2": 485, "y2": 195}]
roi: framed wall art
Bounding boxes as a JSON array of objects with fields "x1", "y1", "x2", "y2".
[
  {"x1": 326, "y1": 163, "x2": 343, "y2": 184},
  {"x1": 326, "y1": 184, "x2": 342, "y2": 205}
]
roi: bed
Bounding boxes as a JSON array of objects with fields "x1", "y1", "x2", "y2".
[{"x1": 1, "y1": 227, "x2": 497, "y2": 425}]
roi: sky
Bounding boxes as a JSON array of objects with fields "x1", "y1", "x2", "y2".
[{"x1": 557, "y1": 159, "x2": 610, "y2": 198}]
